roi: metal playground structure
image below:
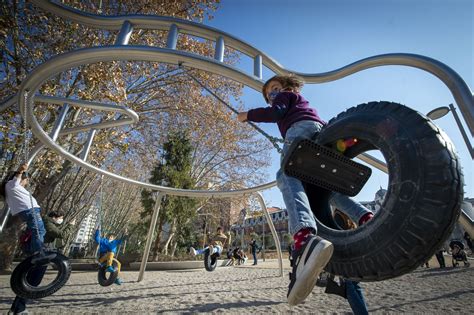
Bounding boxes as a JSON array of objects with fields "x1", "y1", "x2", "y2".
[{"x1": 1, "y1": 0, "x2": 473, "y2": 285}]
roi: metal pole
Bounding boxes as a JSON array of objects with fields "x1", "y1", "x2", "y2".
[
  {"x1": 80, "y1": 129, "x2": 97, "y2": 161},
  {"x1": 254, "y1": 55, "x2": 262, "y2": 79},
  {"x1": 449, "y1": 104, "x2": 474, "y2": 159},
  {"x1": 262, "y1": 216, "x2": 265, "y2": 262},
  {"x1": 214, "y1": 36, "x2": 224, "y2": 62},
  {"x1": 138, "y1": 192, "x2": 162, "y2": 282},
  {"x1": 25, "y1": 103, "x2": 70, "y2": 165},
  {"x1": 116, "y1": 20, "x2": 133, "y2": 45},
  {"x1": 254, "y1": 192, "x2": 283, "y2": 277},
  {"x1": 50, "y1": 103, "x2": 70, "y2": 141},
  {"x1": 166, "y1": 24, "x2": 178, "y2": 49},
  {"x1": 0, "y1": 205, "x2": 10, "y2": 234}
]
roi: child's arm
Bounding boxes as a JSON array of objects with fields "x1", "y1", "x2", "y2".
[
  {"x1": 245, "y1": 92, "x2": 293, "y2": 123},
  {"x1": 94, "y1": 229, "x2": 101, "y2": 244}
]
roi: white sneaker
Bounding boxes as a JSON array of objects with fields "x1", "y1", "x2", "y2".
[{"x1": 189, "y1": 247, "x2": 197, "y2": 256}]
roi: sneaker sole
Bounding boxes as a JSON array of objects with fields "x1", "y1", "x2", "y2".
[{"x1": 288, "y1": 239, "x2": 334, "y2": 306}]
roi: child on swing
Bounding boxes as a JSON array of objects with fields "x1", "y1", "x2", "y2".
[
  {"x1": 94, "y1": 227, "x2": 125, "y2": 285},
  {"x1": 3, "y1": 164, "x2": 46, "y2": 254},
  {"x1": 190, "y1": 226, "x2": 228, "y2": 257},
  {"x1": 237, "y1": 74, "x2": 373, "y2": 305}
]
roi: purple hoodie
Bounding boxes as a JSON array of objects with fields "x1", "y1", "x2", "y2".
[{"x1": 246, "y1": 91, "x2": 325, "y2": 138}]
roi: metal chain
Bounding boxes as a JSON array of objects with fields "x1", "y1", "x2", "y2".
[
  {"x1": 180, "y1": 67, "x2": 284, "y2": 153},
  {"x1": 22, "y1": 91, "x2": 30, "y2": 163},
  {"x1": 23, "y1": 90, "x2": 43, "y2": 256}
]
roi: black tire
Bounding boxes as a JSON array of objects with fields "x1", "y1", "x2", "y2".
[
  {"x1": 204, "y1": 249, "x2": 219, "y2": 272},
  {"x1": 309, "y1": 101, "x2": 463, "y2": 281},
  {"x1": 10, "y1": 252, "x2": 71, "y2": 299},
  {"x1": 97, "y1": 259, "x2": 119, "y2": 287}
]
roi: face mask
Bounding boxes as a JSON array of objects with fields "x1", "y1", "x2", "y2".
[
  {"x1": 55, "y1": 218, "x2": 64, "y2": 225},
  {"x1": 267, "y1": 90, "x2": 280, "y2": 104}
]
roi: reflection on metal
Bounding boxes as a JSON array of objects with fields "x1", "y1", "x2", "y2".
[
  {"x1": 449, "y1": 104, "x2": 474, "y2": 159},
  {"x1": 166, "y1": 24, "x2": 179, "y2": 49},
  {"x1": 254, "y1": 54, "x2": 262, "y2": 79},
  {"x1": 0, "y1": 202, "x2": 10, "y2": 233},
  {"x1": 255, "y1": 192, "x2": 283, "y2": 277},
  {"x1": 460, "y1": 201, "x2": 474, "y2": 239},
  {"x1": 138, "y1": 192, "x2": 162, "y2": 282},
  {"x1": 80, "y1": 129, "x2": 97, "y2": 161},
  {"x1": 214, "y1": 36, "x2": 224, "y2": 62},
  {"x1": 357, "y1": 153, "x2": 388, "y2": 173},
  {"x1": 116, "y1": 20, "x2": 133, "y2": 45}
]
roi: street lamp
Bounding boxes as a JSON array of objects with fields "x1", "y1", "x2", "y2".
[{"x1": 427, "y1": 104, "x2": 474, "y2": 159}]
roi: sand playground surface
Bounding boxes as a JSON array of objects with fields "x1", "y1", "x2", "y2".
[{"x1": 1, "y1": 256, "x2": 473, "y2": 314}]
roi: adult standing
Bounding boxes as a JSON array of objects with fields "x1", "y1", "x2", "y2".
[{"x1": 249, "y1": 238, "x2": 258, "y2": 265}]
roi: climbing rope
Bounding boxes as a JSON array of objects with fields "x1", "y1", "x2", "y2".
[{"x1": 178, "y1": 65, "x2": 284, "y2": 153}]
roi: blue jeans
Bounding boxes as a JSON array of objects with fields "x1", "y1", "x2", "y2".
[
  {"x1": 196, "y1": 245, "x2": 222, "y2": 255},
  {"x1": 18, "y1": 207, "x2": 46, "y2": 253},
  {"x1": 345, "y1": 280, "x2": 369, "y2": 315},
  {"x1": 252, "y1": 251, "x2": 257, "y2": 264},
  {"x1": 277, "y1": 121, "x2": 371, "y2": 235}
]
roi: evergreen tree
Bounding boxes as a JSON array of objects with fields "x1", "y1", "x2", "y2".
[{"x1": 141, "y1": 130, "x2": 197, "y2": 258}]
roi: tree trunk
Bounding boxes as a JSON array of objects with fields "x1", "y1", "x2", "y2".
[
  {"x1": 161, "y1": 218, "x2": 177, "y2": 257},
  {"x1": 170, "y1": 239, "x2": 178, "y2": 257}
]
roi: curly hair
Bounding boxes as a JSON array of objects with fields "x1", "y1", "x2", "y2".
[{"x1": 262, "y1": 74, "x2": 304, "y2": 103}]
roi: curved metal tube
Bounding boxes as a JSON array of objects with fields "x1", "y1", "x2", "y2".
[
  {"x1": 255, "y1": 192, "x2": 283, "y2": 277},
  {"x1": 18, "y1": 45, "x2": 278, "y2": 197},
  {"x1": 28, "y1": 0, "x2": 474, "y2": 136}
]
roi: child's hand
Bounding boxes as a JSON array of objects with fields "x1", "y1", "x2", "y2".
[{"x1": 237, "y1": 112, "x2": 248, "y2": 122}]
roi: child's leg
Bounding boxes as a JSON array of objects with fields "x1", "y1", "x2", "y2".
[
  {"x1": 278, "y1": 120, "x2": 324, "y2": 238},
  {"x1": 329, "y1": 193, "x2": 373, "y2": 225},
  {"x1": 277, "y1": 169, "x2": 317, "y2": 236},
  {"x1": 19, "y1": 207, "x2": 46, "y2": 253},
  {"x1": 213, "y1": 245, "x2": 223, "y2": 255},
  {"x1": 98, "y1": 254, "x2": 108, "y2": 264},
  {"x1": 195, "y1": 247, "x2": 208, "y2": 255},
  {"x1": 115, "y1": 259, "x2": 122, "y2": 274},
  {"x1": 106, "y1": 252, "x2": 114, "y2": 267}
]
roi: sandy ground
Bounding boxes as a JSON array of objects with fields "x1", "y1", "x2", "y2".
[{"x1": 1, "y1": 257, "x2": 473, "y2": 314}]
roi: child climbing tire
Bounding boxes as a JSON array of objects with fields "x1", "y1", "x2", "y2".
[
  {"x1": 204, "y1": 248, "x2": 219, "y2": 272},
  {"x1": 310, "y1": 101, "x2": 463, "y2": 281},
  {"x1": 10, "y1": 252, "x2": 71, "y2": 299},
  {"x1": 97, "y1": 258, "x2": 120, "y2": 287}
]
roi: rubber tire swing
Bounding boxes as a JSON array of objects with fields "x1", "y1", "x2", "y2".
[
  {"x1": 204, "y1": 248, "x2": 219, "y2": 272},
  {"x1": 97, "y1": 258, "x2": 120, "y2": 286},
  {"x1": 10, "y1": 252, "x2": 72, "y2": 299},
  {"x1": 308, "y1": 101, "x2": 463, "y2": 281}
]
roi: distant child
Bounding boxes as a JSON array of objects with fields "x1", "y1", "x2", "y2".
[
  {"x1": 190, "y1": 226, "x2": 228, "y2": 257},
  {"x1": 237, "y1": 74, "x2": 373, "y2": 305},
  {"x1": 94, "y1": 228, "x2": 124, "y2": 285},
  {"x1": 43, "y1": 210, "x2": 74, "y2": 252}
]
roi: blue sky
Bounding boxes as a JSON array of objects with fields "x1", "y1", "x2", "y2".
[{"x1": 203, "y1": 0, "x2": 473, "y2": 208}]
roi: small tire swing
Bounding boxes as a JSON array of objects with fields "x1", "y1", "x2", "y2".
[
  {"x1": 10, "y1": 251, "x2": 72, "y2": 299},
  {"x1": 204, "y1": 247, "x2": 219, "y2": 272},
  {"x1": 97, "y1": 258, "x2": 120, "y2": 287}
]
